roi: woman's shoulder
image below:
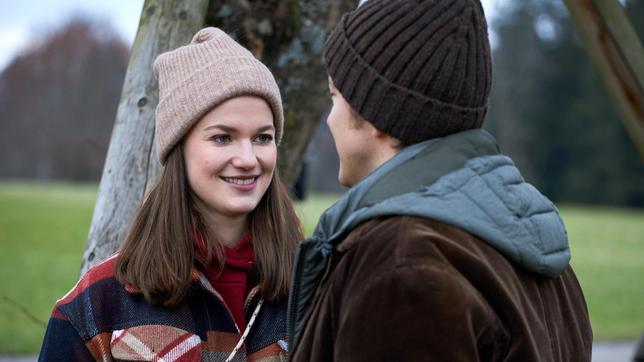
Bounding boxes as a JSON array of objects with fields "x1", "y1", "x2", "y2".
[
  {"x1": 55, "y1": 254, "x2": 120, "y2": 307},
  {"x1": 49, "y1": 255, "x2": 132, "y2": 342}
]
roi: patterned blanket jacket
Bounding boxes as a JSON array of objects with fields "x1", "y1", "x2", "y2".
[{"x1": 39, "y1": 255, "x2": 288, "y2": 361}]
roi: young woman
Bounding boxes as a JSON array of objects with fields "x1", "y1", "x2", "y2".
[{"x1": 39, "y1": 27, "x2": 302, "y2": 361}]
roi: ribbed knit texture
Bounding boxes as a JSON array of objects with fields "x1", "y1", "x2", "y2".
[
  {"x1": 154, "y1": 27, "x2": 284, "y2": 164},
  {"x1": 324, "y1": 0, "x2": 492, "y2": 145}
]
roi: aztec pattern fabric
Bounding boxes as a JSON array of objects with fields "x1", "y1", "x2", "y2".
[{"x1": 39, "y1": 255, "x2": 288, "y2": 361}]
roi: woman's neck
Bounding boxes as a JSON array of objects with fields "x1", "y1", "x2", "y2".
[{"x1": 207, "y1": 213, "x2": 249, "y2": 247}]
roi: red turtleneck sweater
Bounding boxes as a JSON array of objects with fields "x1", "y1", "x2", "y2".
[{"x1": 197, "y1": 233, "x2": 255, "y2": 330}]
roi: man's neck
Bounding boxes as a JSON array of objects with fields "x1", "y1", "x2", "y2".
[{"x1": 357, "y1": 138, "x2": 402, "y2": 187}]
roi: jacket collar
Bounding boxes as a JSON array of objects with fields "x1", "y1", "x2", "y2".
[{"x1": 313, "y1": 128, "x2": 499, "y2": 245}]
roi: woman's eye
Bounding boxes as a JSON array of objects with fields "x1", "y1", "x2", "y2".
[
  {"x1": 254, "y1": 134, "x2": 274, "y2": 144},
  {"x1": 210, "y1": 134, "x2": 231, "y2": 144}
]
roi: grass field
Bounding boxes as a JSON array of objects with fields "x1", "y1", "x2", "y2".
[
  {"x1": 0, "y1": 182, "x2": 643, "y2": 353},
  {"x1": 0, "y1": 182, "x2": 97, "y2": 354},
  {"x1": 564, "y1": 206, "x2": 644, "y2": 340}
]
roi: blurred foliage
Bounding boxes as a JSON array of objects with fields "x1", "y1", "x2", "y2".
[{"x1": 485, "y1": 0, "x2": 644, "y2": 206}]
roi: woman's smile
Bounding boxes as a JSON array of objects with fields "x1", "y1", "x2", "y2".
[{"x1": 221, "y1": 175, "x2": 260, "y2": 191}]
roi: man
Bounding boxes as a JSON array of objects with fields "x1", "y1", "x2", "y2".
[{"x1": 287, "y1": 0, "x2": 593, "y2": 360}]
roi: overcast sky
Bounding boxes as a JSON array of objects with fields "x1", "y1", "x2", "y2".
[
  {"x1": 0, "y1": 0, "x2": 501, "y2": 72},
  {"x1": 0, "y1": 0, "x2": 144, "y2": 71}
]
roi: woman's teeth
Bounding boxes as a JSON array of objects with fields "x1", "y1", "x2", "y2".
[{"x1": 222, "y1": 177, "x2": 256, "y2": 185}]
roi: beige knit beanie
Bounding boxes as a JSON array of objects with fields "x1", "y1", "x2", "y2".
[{"x1": 153, "y1": 27, "x2": 284, "y2": 164}]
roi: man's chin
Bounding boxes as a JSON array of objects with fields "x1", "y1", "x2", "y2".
[{"x1": 338, "y1": 173, "x2": 355, "y2": 188}]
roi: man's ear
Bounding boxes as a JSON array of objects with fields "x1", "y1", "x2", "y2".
[
  {"x1": 371, "y1": 126, "x2": 405, "y2": 150},
  {"x1": 371, "y1": 126, "x2": 387, "y2": 139}
]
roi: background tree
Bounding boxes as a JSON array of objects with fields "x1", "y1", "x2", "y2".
[
  {"x1": 486, "y1": 0, "x2": 644, "y2": 206},
  {"x1": 0, "y1": 18, "x2": 128, "y2": 181}
]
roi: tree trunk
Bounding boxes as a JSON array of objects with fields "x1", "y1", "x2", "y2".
[
  {"x1": 80, "y1": 0, "x2": 209, "y2": 275},
  {"x1": 563, "y1": 0, "x2": 644, "y2": 160}
]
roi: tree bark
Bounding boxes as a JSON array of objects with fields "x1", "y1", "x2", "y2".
[
  {"x1": 80, "y1": 0, "x2": 209, "y2": 274},
  {"x1": 563, "y1": 0, "x2": 644, "y2": 160}
]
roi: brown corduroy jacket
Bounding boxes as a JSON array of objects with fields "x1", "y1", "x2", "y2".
[{"x1": 290, "y1": 216, "x2": 593, "y2": 361}]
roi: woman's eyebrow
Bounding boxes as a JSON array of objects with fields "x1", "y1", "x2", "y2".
[
  {"x1": 203, "y1": 124, "x2": 236, "y2": 132},
  {"x1": 203, "y1": 124, "x2": 275, "y2": 132},
  {"x1": 257, "y1": 124, "x2": 275, "y2": 132}
]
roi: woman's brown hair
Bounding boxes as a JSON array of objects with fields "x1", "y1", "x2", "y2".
[{"x1": 116, "y1": 145, "x2": 302, "y2": 307}]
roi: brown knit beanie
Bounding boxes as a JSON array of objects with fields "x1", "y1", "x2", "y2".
[
  {"x1": 154, "y1": 27, "x2": 284, "y2": 164},
  {"x1": 324, "y1": 0, "x2": 492, "y2": 145}
]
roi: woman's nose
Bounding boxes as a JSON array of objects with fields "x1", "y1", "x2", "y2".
[{"x1": 231, "y1": 141, "x2": 258, "y2": 169}]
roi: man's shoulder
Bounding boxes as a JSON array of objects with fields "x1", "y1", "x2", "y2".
[
  {"x1": 337, "y1": 217, "x2": 460, "y2": 271},
  {"x1": 338, "y1": 215, "x2": 512, "y2": 280},
  {"x1": 340, "y1": 216, "x2": 469, "y2": 252},
  {"x1": 332, "y1": 216, "x2": 490, "y2": 302}
]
